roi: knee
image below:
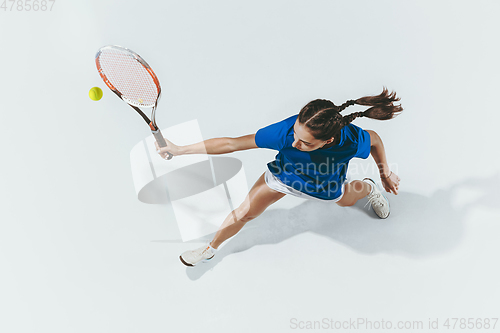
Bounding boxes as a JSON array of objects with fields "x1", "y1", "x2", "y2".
[
  {"x1": 351, "y1": 180, "x2": 366, "y2": 193},
  {"x1": 240, "y1": 215, "x2": 257, "y2": 223},
  {"x1": 238, "y1": 212, "x2": 259, "y2": 223},
  {"x1": 336, "y1": 180, "x2": 364, "y2": 207},
  {"x1": 233, "y1": 206, "x2": 259, "y2": 223}
]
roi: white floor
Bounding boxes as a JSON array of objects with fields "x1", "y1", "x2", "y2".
[{"x1": 1, "y1": 1, "x2": 499, "y2": 332}]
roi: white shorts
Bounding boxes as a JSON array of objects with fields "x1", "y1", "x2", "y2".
[{"x1": 264, "y1": 168, "x2": 350, "y2": 203}]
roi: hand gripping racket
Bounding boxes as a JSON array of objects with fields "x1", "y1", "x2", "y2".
[{"x1": 95, "y1": 45, "x2": 173, "y2": 160}]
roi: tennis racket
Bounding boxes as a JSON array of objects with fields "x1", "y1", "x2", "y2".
[{"x1": 95, "y1": 45, "x2": 173, "y2": 160}]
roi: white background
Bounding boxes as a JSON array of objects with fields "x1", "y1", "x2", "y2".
[{"x1": 1, "y1": 0, "x2": 499, "y2": 332}]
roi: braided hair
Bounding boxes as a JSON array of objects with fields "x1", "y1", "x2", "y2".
[{"x1": 298, "y1": 87, "x2": 403, "y2": 144}]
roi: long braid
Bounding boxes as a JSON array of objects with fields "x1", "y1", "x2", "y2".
[
  {"x1": 341, "y1": 87, "x2": 403, "y2": 126},
  {"x1": 337, "y1": 99, "x2": 357, "y2": 113},
  {"x1": 298, "y1": 87, "x2": 403, "y2": 142},
  {"x1": 342, "y1": 111, "x2": 366, "y2": 126}
]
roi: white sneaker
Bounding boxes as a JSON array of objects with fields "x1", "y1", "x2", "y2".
[
  {"x1": 362, "y1": 178, "x2": 390, "y2": 219},
  {"x1": 179, "y1": 243, "x2": 217, "y2": 267}
]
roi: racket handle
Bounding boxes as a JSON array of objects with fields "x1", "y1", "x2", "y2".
[{"x1": 152, "y1": 129, "x2": 173, "y2": 160}]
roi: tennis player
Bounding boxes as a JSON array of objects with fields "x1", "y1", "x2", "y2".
[{"x1": 156, "y1": 87, "x2": 402, "y2": 267}]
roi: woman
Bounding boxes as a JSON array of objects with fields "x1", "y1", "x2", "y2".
[{"x1": 156, "y1": 87, "x2": 402, "y2": 267}]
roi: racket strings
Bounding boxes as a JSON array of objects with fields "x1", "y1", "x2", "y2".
[{"x1": 98, "y1": 49, "x2": 159, "y2": 107}]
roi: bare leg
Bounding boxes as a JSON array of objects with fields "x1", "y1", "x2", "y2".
[
  {"x1": 336, "y1": 180, "x2": 371, "y2": 207},
  {"x1": 210, "y1": 172, "x2": 286, "y2": 249}
]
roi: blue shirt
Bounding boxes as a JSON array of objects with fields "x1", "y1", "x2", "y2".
[{"x1": 255, "y1": 114, "x2": 371, "y2": 200}]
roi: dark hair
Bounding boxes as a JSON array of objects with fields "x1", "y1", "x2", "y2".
[{"x1": 298, "y1": 87, "x2": 403, "y2": 143}]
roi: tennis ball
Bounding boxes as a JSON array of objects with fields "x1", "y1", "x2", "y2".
[{"x1": 89, "y1": 87, "x2": 103, "y2": 101}]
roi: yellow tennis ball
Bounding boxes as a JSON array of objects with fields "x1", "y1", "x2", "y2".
[{"x1": 89, "y1": 87, "x2": 103, "y2": 101}]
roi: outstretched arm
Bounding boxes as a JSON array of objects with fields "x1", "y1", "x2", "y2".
[
  {"x1": 156, "y1": 134, "x2": 258, "y2": 157},
  {"x1": 366, "y1": 130, "x2": 400, "y2": 195}
]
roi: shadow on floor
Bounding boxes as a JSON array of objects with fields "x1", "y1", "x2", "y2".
[{"x1": 159, "y1": 173, "x2": 500, "y2": 280}]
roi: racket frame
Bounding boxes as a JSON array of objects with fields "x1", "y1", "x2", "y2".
[{"x1": 95, "y1": 45, "x2": 172, "y2": 159}]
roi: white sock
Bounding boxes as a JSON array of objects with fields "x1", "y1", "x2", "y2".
[
  {"x1": 208, "y1": 242, "x2": 217, "y2": 252},
  {"x1": 364, "y1": 180, "x2": 374, "y2": 195}
]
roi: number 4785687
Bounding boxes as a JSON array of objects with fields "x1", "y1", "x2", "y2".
[{"x1": 1, "y1": 0, "x2": 56, "y2": 11}]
